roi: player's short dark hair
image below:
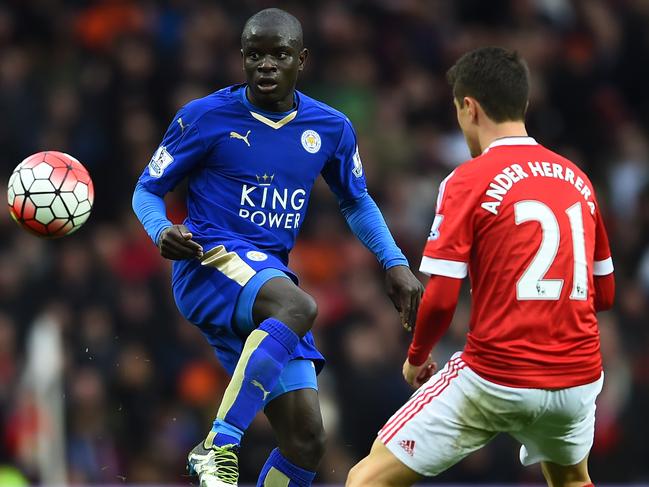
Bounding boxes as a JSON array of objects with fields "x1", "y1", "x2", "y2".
[
  {"x1": 446, "y1": 47, "x2": 529, "y2": 122},
  {"x1": 242, "y1": 8, "x2": 303, "y2": 49}
]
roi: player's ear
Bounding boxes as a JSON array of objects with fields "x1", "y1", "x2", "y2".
[
  {"x1": 298, "y1": 48, "x2": 308, "y2": 72},
  {"x1": 465, "y1": 97, "x2": 478, "y2": 123},
  {"x1": 240, "y1": 49, "x2": 245, "y2": 70}
]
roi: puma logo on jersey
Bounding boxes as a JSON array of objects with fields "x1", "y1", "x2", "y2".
[
  {"x1": 251, "y1": 379, "x2": 270, "y2": 400},
  {"x1": 177, "y1": 117, "x2": 188, "y2": 133},
  {"x1": 230, "y1": 130, "x2": 251, "y2": 147}
]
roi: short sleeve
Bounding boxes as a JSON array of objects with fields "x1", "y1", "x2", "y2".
[
  {"x1": 321, "y1": 119, "x2": 368, "y2": 202},
  {"x1": 419, "y1": 170, "x2": 477, "y2": 279},
  {"x1": 593, "y1": 208, "x2": 614, "y2": 276},
  {"x1": 137, "y1": 109, "x2": 207, "y2": 196}
]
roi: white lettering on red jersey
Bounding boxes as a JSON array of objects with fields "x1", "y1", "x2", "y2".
[{"x1": 420, "y1": 136, "x2": 614, "y2": 389}]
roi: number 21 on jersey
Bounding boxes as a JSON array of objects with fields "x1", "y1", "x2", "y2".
[{"x1": 514, "y1": 200, "x2": 587, "y2": 301}]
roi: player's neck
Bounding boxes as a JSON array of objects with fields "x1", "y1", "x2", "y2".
[
  {"x1": 245, "y1": 86, "x2": 296, "y2": 113},
  {"x1": 479, "y1": 121, "x2": 528, "y2": 153}
]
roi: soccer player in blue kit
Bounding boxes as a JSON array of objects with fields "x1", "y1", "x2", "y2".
[{"x1": 132, "y1": 8, "x2": 423, "y2": 487}]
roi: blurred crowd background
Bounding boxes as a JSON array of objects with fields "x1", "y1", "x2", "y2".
[{"x1": 1, "y1": 0, "x2": 648, "y2": 484}]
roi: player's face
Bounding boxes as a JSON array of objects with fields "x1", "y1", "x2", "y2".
[
  {"x1": 242, "y1": 28, "x2": 307, "y2": 112},
  {"x1": 454, "y1": 97, "x2": 481, "y2": 158}
]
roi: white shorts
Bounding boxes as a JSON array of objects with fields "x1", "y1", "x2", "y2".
[{"x1": 378, "y1": 352, "x2": 603, "y2": 477}]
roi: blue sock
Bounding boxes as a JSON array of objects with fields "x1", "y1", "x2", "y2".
[
  {"x1": 257, "y1": 448, "x2": 316, "y2": 487},
  {"x1": 208, "y1": 318, "x2": 299, "y2": 448},
  {"x1": 206, "y1": 419, "x2": 243, "y2": 448}
]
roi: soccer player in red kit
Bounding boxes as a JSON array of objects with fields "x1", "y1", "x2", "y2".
[{"x1": 346, "y1": 47, "x2": 615, "y2": 487}]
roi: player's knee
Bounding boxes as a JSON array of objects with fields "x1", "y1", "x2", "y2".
[
  {"x1": 297, "y1": 292, "x2": 318, "y2": 326},
  {"x1": 254, "y1": 278, "x2": 318, "y2": 335},
  {"x1": 278, "y1": 290, "x2": 318, "y2": 336}
]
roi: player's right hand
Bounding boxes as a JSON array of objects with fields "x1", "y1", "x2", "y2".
[
  {"x1": 403, "y1": 355, "x2": 437, "y2": 389},
  {"x1": 385, "y1": 265, "x2": 425, "y2": 332},
  {"x1": 158, "y1": 224, "x2": 204, "y2": 260}
]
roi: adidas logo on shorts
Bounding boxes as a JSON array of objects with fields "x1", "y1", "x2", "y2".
[{"x1": 398, "y1": 439, "x2": 416, "y2": 456}]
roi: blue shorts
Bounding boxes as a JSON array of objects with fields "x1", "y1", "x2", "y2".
[{"x1": 171, "y1": 239, "x2": 323, "y2": 402}]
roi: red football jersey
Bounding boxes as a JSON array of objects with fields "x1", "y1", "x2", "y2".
[{"x1": 421, "y1": 137, "x2": 613, "y2": 389}]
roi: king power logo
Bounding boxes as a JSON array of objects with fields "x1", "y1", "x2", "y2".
[{"x1": 239, "y1": 174, "x2": 306, "y2": 229}]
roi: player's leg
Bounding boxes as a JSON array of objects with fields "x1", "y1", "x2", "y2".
[
  {"x1": 346, "y1": 439, "x2": 422, "y2": 487},
  {"x1": 175, "y1": 254, "x2": 256, "y2": 486},
  {"x1": 513, "y1": 374, "x2": 603, "y2": 487},
  {"x1": 541, "y1": 455, "x2": 592, "y2": 487},
  {"x1": 181, "y1": 255, "x2": 319, "y2": 486},
  {"x1": 208, "y1": 275, "x2": 318, "y2": 448},
  {"x1": 347, "y1": 355, "x2": 498, "y2": 485},
  {"x1": 257, "y1": 386, "x2": 324, "y2": 486}
]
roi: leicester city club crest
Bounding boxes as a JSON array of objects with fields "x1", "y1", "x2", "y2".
[
  {"x1": 246, "y1": 250, "x2": 268, "y2": 261},
  {"x1": 301, "y1": 130, "x2": 321, "y2": 154}
]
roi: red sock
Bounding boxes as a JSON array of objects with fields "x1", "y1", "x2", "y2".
[{"x1": 583, "y1": 484, "x2": 594, "y2": 487}]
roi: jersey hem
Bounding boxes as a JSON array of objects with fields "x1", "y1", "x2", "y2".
[{"x1": 460, "y1": 351, "x2": 603, "y2": 389}]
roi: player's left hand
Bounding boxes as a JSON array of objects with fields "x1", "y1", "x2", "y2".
[
  {"x1": 385, "y1": 265, "x2": 424, "y2": 331},
  {"x1": 403, "y1": 356, "x2": 437, "y2": 389}
]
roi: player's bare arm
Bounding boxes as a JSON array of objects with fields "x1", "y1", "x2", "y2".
[{"x1": 158, "y1": 224, "x2": 204, "y2": 260}]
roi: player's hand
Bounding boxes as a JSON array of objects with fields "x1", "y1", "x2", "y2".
[
  {"x1": 158, "y1": 224, "x2": 204, "y2": 260},
  {"x1": 385, "y1": 265, "x2": 424, "y2": 331},
  {"x1": 403, "y1": 356, "x2": 437, "y2": 389}
]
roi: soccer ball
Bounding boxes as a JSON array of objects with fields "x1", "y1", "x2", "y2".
[{"x1": 7, "y1": 151, "x2": 94, "y2": 238}]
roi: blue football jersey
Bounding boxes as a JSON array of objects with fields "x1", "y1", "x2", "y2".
[{"x1": 137, "y1": 84, "x2": 367, "y2": 262}]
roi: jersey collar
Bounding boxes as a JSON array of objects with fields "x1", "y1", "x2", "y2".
[
  {"x1": 483, "y1": 136, "x2": 538, "y2": 153},
  {"x1": 240, "y1": 85, "x2": 299, "y2": 130}
]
